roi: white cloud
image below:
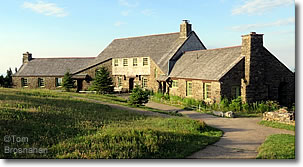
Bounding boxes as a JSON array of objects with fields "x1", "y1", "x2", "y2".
[
  {"x1": 118, "y1": 0, "x2": 138, "y2": 8},
  {"x1": 231, "y1": 17, "x2": 295, "y2": 31},
  {"x1": 121, "y1": 10, "x2": 131, "y2": 16},
  {"x1": 232, "y1": 0, "x2": 293, "y2": 15},
  {"x1": 23, "y1": 1, "x2": 68, "y2": 17},
  {"x1": 114, "y1": 21, "x2": 126, "y2": 27},
  {"x1": 141, "y1": 9, "x2": 155, "y2": 16}
]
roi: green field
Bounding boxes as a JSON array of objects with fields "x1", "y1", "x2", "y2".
[
  {"x1": 257, "y1": 134, "x2": 295, "y2": 159},
  {"x1": 0, "y1": 88, "x2": 222, "y2": 159}
]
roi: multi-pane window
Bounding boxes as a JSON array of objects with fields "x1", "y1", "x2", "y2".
[
  {"x1": 204, "y1": 83, "x2": 212, "y2": 99},
  {"x1": 172, "y1": 80, "x2": 178, "y2": 88},
  {"x1": 142, "y1": 77, "x2": 148, "y2": 88},
  {"x1": 143, "y1": 58, "x2": 148, "y2": 66},
  {"x1": 56, "y1": 78, "x2": 62, "y2": 87},
  {"x1": 186, "y1": 81, "x2": 192, "y2": 96},
  {"x1": 114, "y1": 59, "x2": 119, "y2": 66},
  {"x1": 133, "y1": 58, "x2": 138, "y2": 66},
  {"x1": 118, "y1": 77, "x2": 122, "y2": 87},
  {"x1": 231, "y1": 86, "x2": 240, "y2": 98},
  {"x1": 21, "y1": 78, "x2": 28, "y2": 87},
  {"x1": 38, "y1": 78, "x2": 45, "y2": 87},
  {"x1": 123, "y1": 59, "x2": 128, "y2": 66}
]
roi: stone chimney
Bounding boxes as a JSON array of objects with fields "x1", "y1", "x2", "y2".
[
  {"x1": 241, "y1": 32, "x2": 266, "y2": 103},
  {"x1": 23, "y1": 52, "x2": 32, "y2": 64},
  {"x1": 180, "y1": 20, "x2": 192, "y2": 38}
]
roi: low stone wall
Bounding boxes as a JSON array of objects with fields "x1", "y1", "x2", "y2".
[{"x1": 263, "y1": 108, "x2": 295, "y2": 125}]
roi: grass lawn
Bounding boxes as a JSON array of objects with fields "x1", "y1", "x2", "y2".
[
  {"x1": 257, "y1": 134, "x2": 295, "y2": 159},
  {"x1": 258, "y1": 120, "x2": 295, "y2": 131},
  {"x1": 0, "y1": 88, "x2": 222, "y2": 159}
]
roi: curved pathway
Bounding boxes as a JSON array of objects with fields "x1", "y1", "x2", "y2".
[{"x1": 145, "y1": 101, "x2": 295, "y2": 159}]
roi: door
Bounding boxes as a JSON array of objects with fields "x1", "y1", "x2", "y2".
[
  {"x1": 129, "y1": 78, "x2": 134, "y2": 91},
  {"x1": 76, "y1": 79, "x2": 83, "y2": 92}
]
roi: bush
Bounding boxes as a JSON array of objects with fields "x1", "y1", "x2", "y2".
[
  {"x1": 62, "y1": 72, "x2": 75, "y2": 92},
  {"x1": 89, "y1": 67, "x2": 114, "y2": 94},
  {"x1": 219, "y1": 97, "x2": 229, "y2": 111},
  {"x1": 128, "y1": 86, "x2": 150, "y2": 106},
  {"x1": 229, "y1": 96, "x2": 242, "y2": 112}
]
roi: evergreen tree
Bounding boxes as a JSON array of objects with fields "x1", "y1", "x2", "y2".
[
  {"x1": 62, "y1": 72, "x2": 75, "y2": 92},
  {"x1": 90, "y1": 67, "x2": 114, "y2": 94},
  {"x1": 0, "y1": 75, "x2": 4, "y2": 87},
  {"x1": 128, "y1": 85, "x2": 150, "y2": 106},
  {"x1": 3, "y1": 68, "x2": 13, "y2": 88}
]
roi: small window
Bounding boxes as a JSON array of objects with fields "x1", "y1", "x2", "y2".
[
  {"x1": 118, "y1": 77, "x2": 122, "y2": 87},
  {"x1": 56, "y1": 78, "x2": 62, "y2": 87},
  {"x1": 186, "y1": 81, "x2": 192, "y2": 96},
  {"x1": 154, "y1": 68, "x2": 157, "y2": 78},
  {"x1": 133, "y1": 58, "x2": 138, "y2": 66},
  {"x1": 204, "y1": 83, "x2": 212, "y2": 99},
  {"x1": 172, "y1": 80, "x2": 178, "y2": 88},
  {"x1": 123, "y1": 59, "x2": 128, "y2": 66},
  {"x1": 142, "y1": 77, "x2": 148, "y2": 88},
  {"x1": 231, "y1": 86, "x2": 240, "y2": 98},
  {"x1": 143, "y1": 58, "x2": 148, "y2": 66},
  {"x1": 38, "y1": 78, "x2": 45, "y2": 87},
  {"x1": 114, "y1": 59, "x2": 119, "y2": 66},
  {"x1": 21, "y1": 78, "x2": 28, "y2": 87}
]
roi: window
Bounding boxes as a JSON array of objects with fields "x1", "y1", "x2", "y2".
[
  {"x1": 123, "y1": 59, "x2": 128, "y2": 66},
  {"x1": 133, "y1": 58, "x2": 138, "y2": 66},
  {"x1": 114, "y1": 59, "x2": 119, "y2": 66},
  {"x1": 142, "y1": 77, "x2": 148, "y2": 88},
  {"x1": 154, "y1": 68, "x2": 157, "y2": 78},
  {"x1": 38, "y1": 78, "x2": 45, "y2": 87},
  {"x1": 172, "y1": 80, "x2": 178, "y2": 88},
  {"x1": 21, "y1": 78, "x2": 28, "y2": 87},
  {"x1": 118, "y1": 77, "x2": 122, "y2": 87},
  {"x1": 143, "y1": 57, "x2": 148, "y2": 66},
  {"x1": 204, "y1": 83, "x2": 211, "y2": 99},
  {"x1": 56, "y1": 78, "x2": 62, "y2": 87},
  {"x1": 231, "y1": 86, "x2": 240, "y2": 98},
  {"x1": 186, "y1": 81, "x2": 192, "y2": 96}
]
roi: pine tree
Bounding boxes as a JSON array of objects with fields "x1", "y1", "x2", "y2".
[
  {"x1": 128, "y1": 85, "x2": 150, "y2": 106},
  {"x1": 0, "y1": 75, "x2": 4, "y2": 87},
  {"x1": 4, "y1": 68, "x2": 13, "y2": 88},
  {"x1": 90, "y1": 67, "x2": 114, "y2": 94},
  {"x1": 62, "y1": 72, "x2": 75, "y2": 92}
]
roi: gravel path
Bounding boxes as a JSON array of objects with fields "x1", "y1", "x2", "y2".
[{"x1": 145, "y1": 101, "x2": 295, "y2": 159}]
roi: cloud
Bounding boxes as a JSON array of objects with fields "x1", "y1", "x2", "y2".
[
  {"x1": 23, "y1": 1, "x2": 68, "y2": 17},
  {"x1": 141, "y1": 9, "x2": 155, "y2": 16},
  {"x1": 118, "y1": 0, "x2": 138, "y2": 8},
  {"x1": 121, "y1": 10, "x2": 131, "y2": 16},
  {"x1": 231, "y1": 17, "x2": 295, "y2": 31},
  {"x1": 114, "y1": 21, "x2": 126, "y2": 27},
  {"x1": 232, "y1": 0, "x2": 293, "y2": 15}
]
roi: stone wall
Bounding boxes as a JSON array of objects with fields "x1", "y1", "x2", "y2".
[
  {"x1": 263, "y1": 108, "x2": 295, "y2": 125},
  {"x1": 12, "y1": 76, "x2": 64, "y2": 90}
]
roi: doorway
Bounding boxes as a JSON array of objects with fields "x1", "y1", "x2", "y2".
[
  {"x1": 76, "y1": 79, "x2": 83, "y2": 92},
  {"x1": 129, "y1": 78, "x2": 134, "y2": 91}
]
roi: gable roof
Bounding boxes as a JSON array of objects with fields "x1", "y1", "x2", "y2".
[
  {"x1": 13, "y1": 57, "x2": 95, "y2": 77},
  {"x1": 74, "y1": 32, "x2": 188, "y2": 74},
  {"x1": 169, "y1": 46, "x2": 244, "y2": 81}
]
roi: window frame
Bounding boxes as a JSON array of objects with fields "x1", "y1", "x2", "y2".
[
  {"x1": 142, "y1": 77, "x2": 148, "y2": 88},
  {"x1": 21, "y1": 78, "x2": 28, "y2": 87},
  {"x1": 55, "y1": 78, "x2": 62, "y2": 87},
  {"x1": 231, "y1": 85, "x2": 240, "y2": 98},
  {"x1": 172, "y1": 80, "x2": 178, "y2": 88},
  {"x1": 204, "y1": 83, "x2": 212, "y2": 99},
  {"x1": 186, "y1": 81, "x2": 192, "y2": 96},
  {"x1": 143, "y1": 57, "x2": 148, "y2": 66},
  {"x1": 114, "y1": 59, "x2": 119, "y2": 66},
  {"x1": 38, "y1": 78, "x2": 45, "y2": 87},
  {"x1": 123, "y1": 59, "x2": 128, "y2": 66},
  {"x1": 118, "y1": 77, "x2": 122, "y2": 87},
  {"x1": 133, "y1": 58, "x2": 138, "y2": 66}
]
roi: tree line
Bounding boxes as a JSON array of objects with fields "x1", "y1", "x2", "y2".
[{"x1": 0, "y1": 67, "x2": 17, "y2": 88}]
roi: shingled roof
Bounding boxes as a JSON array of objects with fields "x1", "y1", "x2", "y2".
[
  {"x1": 74, "y1": 32, "x2": 190, "y2": 74},
  {"x1": 169, "y1": 46, "x2": 244, "y2": 81},
  {"x1": 14, "y1": 57, "x2": 95, "y2": 77}
]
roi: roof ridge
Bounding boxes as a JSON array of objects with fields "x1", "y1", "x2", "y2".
[
  {"x1": 185, "y1": 45, "x2": 242, "y2": 53},
  {"x1": 114, "y1": 32, "x2": 180, "y2": 40},
  {"x1": 33, "y1": 57, "x2": 96, "y2": 59}
]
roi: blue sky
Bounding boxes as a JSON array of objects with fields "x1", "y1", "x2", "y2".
[{"x1": 0, "y1": 0, "x2": 295, "y2": 76}]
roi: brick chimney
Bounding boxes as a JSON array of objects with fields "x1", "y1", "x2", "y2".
[
  {"x1": 180, "y1": 20, "x2": 192, "y2": 38},
  {"x1": 23, "y1": 52, "x2": 32, "y2": 64},
  {"x1": 241, "y1": 32, "x2": 266, "y2": 103}
]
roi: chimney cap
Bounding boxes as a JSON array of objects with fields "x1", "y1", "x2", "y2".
[{"x1": 182, "y1": 20, "x2": 190, "y2": 24}]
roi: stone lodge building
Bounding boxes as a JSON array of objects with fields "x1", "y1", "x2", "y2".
[{"x1": 12, "y1": 20, "x2": 295, "y2": 106}]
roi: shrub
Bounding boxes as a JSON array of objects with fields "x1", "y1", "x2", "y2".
[
  {"x1": 229, "y1": 96, "x2": 242, "y2": 112},
  {"x1": 128, "y1": 85, "x2": 150, "y2": 106},
  {"x1": 89, "y1": 67, "x2": 114, "y2": 94},
  {"x1": 219, "y1": 97, "x2": 229, "y2": 111},
  {"x1": 62, "y1": 72, "x2": 75, "y2": 92}
]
